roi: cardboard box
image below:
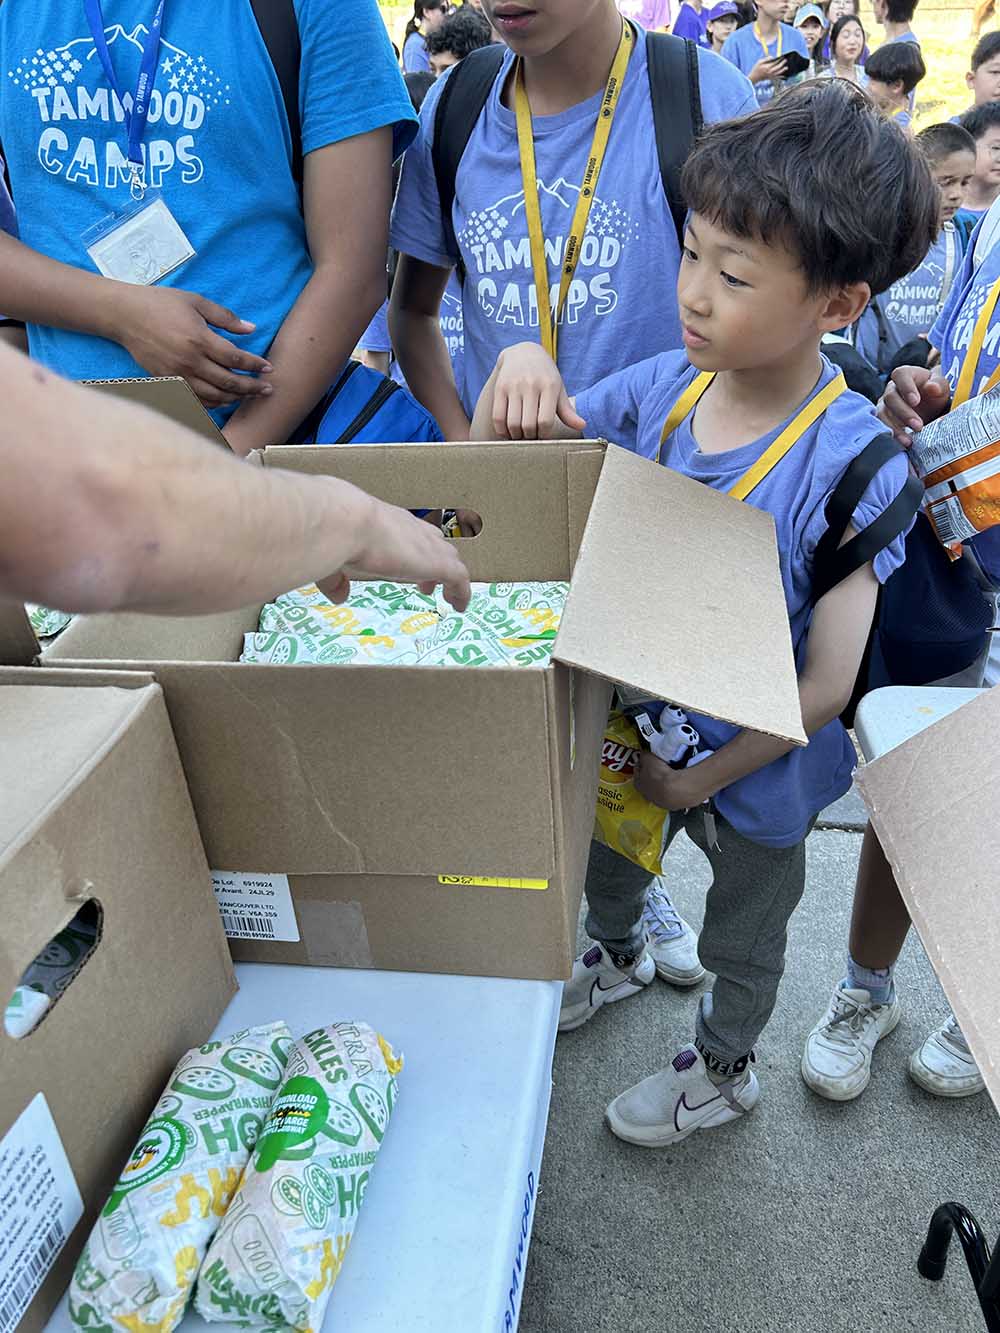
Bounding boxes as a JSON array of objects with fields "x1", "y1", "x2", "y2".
[
  {"x1": 0, "y1": 676, "x2": 236, "y2": 1333},
  {"x1": 856, "y1": 686, "x2": 1000, "y2": 1113},
  {"x1": 0, "y1": 427, "x2": 806, "y2": 981},
  {"x1": 83, "y1": 377, "x2": 229, "y2": 449}
]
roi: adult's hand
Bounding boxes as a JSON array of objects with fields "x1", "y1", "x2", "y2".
[
  {"x1": 317, "y1": 493, "x2": 471, "y2": 612},
  {"x1": 117, "y1": 285, "x2": 274, "y2": 409},
  {"x1": 878, "y1": 364, "x2": 951, "y2": 445}
]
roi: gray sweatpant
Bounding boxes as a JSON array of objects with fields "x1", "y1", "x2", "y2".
[{"x1": 585, "y1": 809, "x2": 811, "y2": 1074}]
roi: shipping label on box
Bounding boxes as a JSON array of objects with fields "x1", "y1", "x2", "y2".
[{"x1": 210, "y1": 871, "x2": 300, "y2": 943}]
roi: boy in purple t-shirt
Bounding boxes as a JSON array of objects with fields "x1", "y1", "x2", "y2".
[{"x1": 471, "y1": 82, "x2": 938, "y2": 1148}]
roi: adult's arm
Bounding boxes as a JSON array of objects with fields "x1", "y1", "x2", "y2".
[
  {"x1": 389, "y1": 254, "x2": 472, "y2": 440},
  {"x1": 0, "y1": 230, "x2": 274, "y2": 407},
  {"x1": 0, "y1": 345, "x2": 469, "y2": 615},
  {"x1": 223, "y1": 127, "x2": 394, "y2": 456}
]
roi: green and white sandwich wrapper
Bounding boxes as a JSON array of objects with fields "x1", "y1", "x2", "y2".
[
  {"x1": 194, "y1": 1022, "x2": 403, "y2": 1331},
  {"x1": 68, "y1": 1022, "x2": 294, "y2": 1333},
  {"x1": 4, "y1": 911, "x2": 99, "y2": 1039}
]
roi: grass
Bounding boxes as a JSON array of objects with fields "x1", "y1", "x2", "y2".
[{"x1": 378, "y1": 4, "x2": 981, "y2": 126}]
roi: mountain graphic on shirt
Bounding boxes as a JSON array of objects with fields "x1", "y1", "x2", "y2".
[
  {"x1": 8, "y1": 24, "x2": 231, "y2": 110},
  {"x1": 458, "y1": 176, "x2": 639, "y2": 256}
]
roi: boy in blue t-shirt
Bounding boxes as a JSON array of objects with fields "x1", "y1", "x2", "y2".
[
  {"x1": 863, "y1": 40, "x2": 925, "y2": 132},
  {"x1": 721, "y1": 0, "x2": 808, "y2": 105},
  {"x1": 471, "y1": 81, "x2": 939, "y2": 1147}
]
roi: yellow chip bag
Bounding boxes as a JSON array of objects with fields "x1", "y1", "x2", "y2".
[{"x1": 593, "y1": 712, "x2": 669, "y2": 874}]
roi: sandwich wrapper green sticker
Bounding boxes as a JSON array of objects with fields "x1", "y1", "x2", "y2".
[
  {"x1": 68, "y1": 1022, "x2": 293, "y2": 1333},
  {"x1": 194, "y1": 1023, "x2": 402, "y2": 1331}
]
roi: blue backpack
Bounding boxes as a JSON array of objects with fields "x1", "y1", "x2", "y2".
[{"x1": 291, "y1": 361, "x2": 443, "y2": 445}]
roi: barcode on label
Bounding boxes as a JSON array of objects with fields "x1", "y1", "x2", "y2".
[
  {"x1": 0, "y1": 1217, "x2": 65, "y2": 1333},
  {"x1": 220, "y1": 913, "x2": 276, "y2": 940},
  {"x1": 929, "y1": 497, "x2": 975, "y2": 547}
]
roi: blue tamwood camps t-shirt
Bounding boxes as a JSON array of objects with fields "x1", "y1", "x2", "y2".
[
  {"x1": 855, "y1": 226, "x2": 957, "y2": 374},
  {"x1": 0, "y1": 165, "x2": 15, "y2": 238},
  {"x1": 672, "y1": 3, "x2": 710, "y2": 46},
  {"x1": 359, "y1": 270, "x2": 465, "y2": 394},
  {"x1": 721, "y1": 20, "x2": 808, "y2": 105},
  {"x1": 575, "y1": 351, "x2": 911, "y2": 847},
  {"x1": 930, "y1": 207, "x2": 1000, "y2": 582},
  {"x1": 390, "y1": 27, "x2": 755, "y2": 415},
  {"x1": 0, "y1": 0, "x2": 416, "y2": 420}
]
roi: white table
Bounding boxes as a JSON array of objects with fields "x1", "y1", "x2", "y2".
[
  {"x1": 853, "y1": 685, "x2": 985, "y2": 761},
  {"x1": 45, "y1": 964, "x2": 561, "y2": 1333}
]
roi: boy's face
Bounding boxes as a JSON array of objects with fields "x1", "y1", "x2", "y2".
[
  {"x1": 430, "y1": 49, "x2": 460, "y2": 75},
  {"x1": 482, "y1": 0, "x2": 609, "y2": 54},
  {"x1": 708, "y1": 14, "x2": 737, "y2": 42},
  {"x1": 932, "y1": 149, "x2": 976, "y2": 223},
  {"x1": 676, "y1": 213, "x2": 865, "y2": 373},
  {"x1": 973, "y1": 125, "x2": 1000, "y2": 191},
  {"x1": 969, "y1": 56, "x2": 1000, "y2": 106},
  {"x1": 866, "y1": 77, "x2": 904, "y2": 113},
  {"x1": 872, "y1": 0, "x2": 888, "y2": 22},
  {"x1": 827, "y1": 0, "x2": 853, "y2": 22},
  {"x1": 797, "y1": 17, "x2": 824, "y2": 50},
  {"x1": 756, "y1": 0, "x2": 788, "y2": 21}
]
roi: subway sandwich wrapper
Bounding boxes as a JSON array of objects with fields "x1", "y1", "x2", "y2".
[{"x1": 0, "y1": 380, "x2": 806, "y2": 981}]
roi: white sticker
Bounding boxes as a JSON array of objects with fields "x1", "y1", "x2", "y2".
[
  {"x1": 210, "y1": 871, "x2": 300, "y2": 942},
  {"x1": 0, "y1": 1093, "x2": 83, "y2": 1333}
]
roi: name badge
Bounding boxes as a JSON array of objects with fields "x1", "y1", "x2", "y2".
[{"x1": 83, "y1": 194, "x2": 195, "y2": 286}]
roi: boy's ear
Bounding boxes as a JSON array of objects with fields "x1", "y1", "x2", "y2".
[
  {"x1": 967, "y1": 69, "x2": 977, "y2": 91},
  {"x1": 818, "y1": 282, "x2": 871, "y2": 333}
]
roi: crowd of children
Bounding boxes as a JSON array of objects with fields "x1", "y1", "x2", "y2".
[{"x1": 1, "y1": 0, "x2": 998, "y2": 1152}]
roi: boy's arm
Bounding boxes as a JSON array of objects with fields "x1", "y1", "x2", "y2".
[
  {"x1": 389, "y1": 255, "x2": 473, "y2": 440},
  {"x1": 470, "y1": 343, "x2": 586, "y2": 441},
  {"x1": 635, "y1": 551, "x2": 879, "y2": 811}
]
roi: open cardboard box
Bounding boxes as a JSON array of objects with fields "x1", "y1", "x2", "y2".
[
  {"x1": 856, "y1": 686, "x2": 1000, "y2": 1114},
  {"x1": 0, "y1": 380, "x2": 807, "y2": 980},
  {"x1": 0, "y1": 673, "x2": 236, "y2": 1333}
]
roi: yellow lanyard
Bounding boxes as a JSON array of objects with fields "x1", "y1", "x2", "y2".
[
  {"x1": 515, "y1": 21, "x2": 633, "y2": 365},
  {"x1": 754, "y1": 21, "x2": 781, "y2": 58},
  {"x1": 659, "y1": 370, "x2": 848, "y2": 500},
  {"x1": 953, "y1": 275, "x2": 1000, "y2": 408}
]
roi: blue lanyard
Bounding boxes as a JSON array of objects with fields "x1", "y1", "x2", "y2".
[{"x1": 83, "y1": 0, "x2": 166, "y2": 197}]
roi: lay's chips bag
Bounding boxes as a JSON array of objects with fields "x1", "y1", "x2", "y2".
[
  {"x1": 911, "y1": 388, "x2": 1000, "y2": 560},
  {"x1": 593, "y1": 711, "x2": 670, "y2": 874}
]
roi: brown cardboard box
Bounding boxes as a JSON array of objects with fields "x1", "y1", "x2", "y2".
[
  {"x1": 856, "y1": 687, "x2": 1000, "y2": 1113},
  {"x1": 0, "y1": 406, "x2": 806, "y2": 981},
  {"x1": 82, "y1": 377, "x2": 229, "y2": 449},
  {"x1": 0, "y1": 675, "x2": 236, "y2": 1333}
]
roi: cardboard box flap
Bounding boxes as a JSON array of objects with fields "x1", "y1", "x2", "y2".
[
  {"x1": 0, "y1": 602, "x2": 40, "y2": 667},
  {"x1": 83, "y1": 376, "x2": 228, "y2": 448},
  {"x1": 0, "y1": 683, "x2": 151, "y2": 856},
  {"x1": 856, "y1": 687, "x2": 1000, "y2": 1114},
  {"x1": 263, "y1": 441, "x2": 606, "y2": 582},
  {"x1": 553, "y1": 444, "x2": 807, "y2": 745}
]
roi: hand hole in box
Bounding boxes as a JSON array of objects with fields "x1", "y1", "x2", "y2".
[
  {"x1": 4, "y1": 899, "x2": 103, "y2": 1040},
  {"x1": 439, "y1": 509, "x2": 482, "y2": 538}
]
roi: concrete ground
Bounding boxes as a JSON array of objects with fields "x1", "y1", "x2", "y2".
[{"x1": 520, "y1": 791, "x2": 1000, "y2": 1333}]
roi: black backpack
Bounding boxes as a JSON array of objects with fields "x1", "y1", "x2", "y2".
[
  {"x1": 430, "y1": 32, "x2": 703, "y2": 273},
  {"x1": 249, "y1": 0, "x2": 303, "y2": 189}
]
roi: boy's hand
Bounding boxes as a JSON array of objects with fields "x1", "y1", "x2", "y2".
[
  {"x1": 878, "y1": 365, "x2": 951, "y2": 445},
  {"x1": 490, "y1": 342, "x2": 586, "y2": 441},
  {"x1": 748, "y1": 55, "x2": 788, "y2": 83},
  {"x1": 634, "y1": 751, "x2": 714, "y2": 812},
  {"x1": 317, "y1": 492, "x2": 471, "y2": 611}
]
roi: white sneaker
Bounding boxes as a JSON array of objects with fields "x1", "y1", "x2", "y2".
[
  {"x1": 559, "y1": 942, "x2": 655, "y2": 1033},
  {"x1": 909, "y1": 1015, "x2": 985, "y2": 1098},
  {"x1": 642, "y1": 879, "x2": 705, "y2": 987},
  {"x1": 801, "y1": 985, "x2": 901, "y2": 1102},
  {"x1": 606, "y1": 1043, "x2": 759, "y2": 1147}
]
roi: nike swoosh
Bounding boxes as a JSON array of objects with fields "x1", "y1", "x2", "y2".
[{"x1": 673, "y1": 1089, "x2": 723, "y2": 1135}]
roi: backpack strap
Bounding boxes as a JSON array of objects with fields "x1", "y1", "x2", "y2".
[
  {"x1": 811, "y1": 434, "x2": 924, "y2": 604},
  {"x1": 250, "y1": 0, "x2": 303, "y2": 191},
  {"x1": 645, "y1": 32, "x2": 703, "y2": 246},
  {"x1": 431, "y1": 44, "x2": 507, "y2": 277}
]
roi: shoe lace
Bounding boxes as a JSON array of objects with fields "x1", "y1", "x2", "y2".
[
  {"x1": 822, "y1": 992, "x2": 878, "y2": 1049},
  {"x1": 644, "y1": 881, "x2": 683, "y2": 942},
  {"x1": 939, "y1": 1015, "x2": 971, "y2": 1057}
]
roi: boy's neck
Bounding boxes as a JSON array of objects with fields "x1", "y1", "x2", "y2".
[
  {"x1": 882, "y1": 20, "x2": 911, "y2": 38},
  {"x1": 755, "y1": 11, "x2": 780, "y2": 38},
  {"x1": 698, "y1": 345, "x2": 826, "y2": 454},
  {"x1": 966, "y1": 176, "x2": 1000, "y2": 209},
  {"x1": 518, "y1": 4, "x2": 626, "y2": 116},
  {"x1": 689, "y1": 0, "x2": 703, "y2": 11}
]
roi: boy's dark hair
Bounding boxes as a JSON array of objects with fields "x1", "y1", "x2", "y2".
[
  {"x1": 882, "y1": 0, "x2": 917, "y2": 21},
  {"x1": 916, "y1": 121, "x2": 977, "y2": 163},
  {"x1": 680, "y1": 80, "x2": 939, "y2": 296},
  {"x1": 404, "y1": 70, "x2": 436, "y2": 112},
  {"x1": 971, "y1": 30, "x2": 1000, "y2": 71},
  {"x1": 864, "y1": 40, "x2": 926, "y2": 95},
  {"x1": 425, "y1": 6, "x2": 493, "y2": 59},
  {"x1": 960, "y1": 100, "x2": 1000, "y2": 140}
]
